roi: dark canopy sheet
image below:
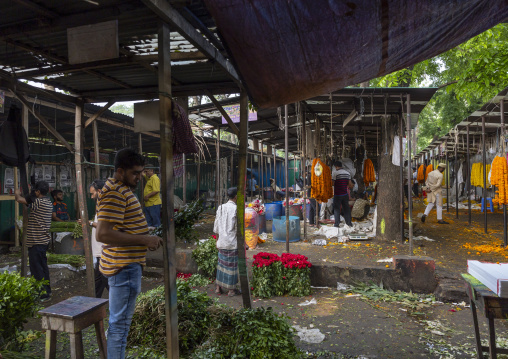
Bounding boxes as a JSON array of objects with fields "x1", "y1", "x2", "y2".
[{"x1": 205, "y1": 1, "x2": 508, "y2": 109}]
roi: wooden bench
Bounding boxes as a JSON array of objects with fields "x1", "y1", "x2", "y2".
[
  {"x1": 38, "y1": 296, "x2": 109, "y2": 359},
  {"x1": 462, "y1": 273, "x2": 508, "y2": 359}
]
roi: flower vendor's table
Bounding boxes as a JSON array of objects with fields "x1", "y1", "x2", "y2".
[{"x1": 461, "y1": 273, "x2": 508, "y2": 359}]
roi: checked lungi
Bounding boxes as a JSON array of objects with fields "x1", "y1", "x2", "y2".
[{"x1": 216, "y1": 249, "x2": 239, "y2": 290}]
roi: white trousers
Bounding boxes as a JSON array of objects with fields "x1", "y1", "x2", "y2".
[{"x1": 424, "y1": 202, "x2": 443, "y2": 220}]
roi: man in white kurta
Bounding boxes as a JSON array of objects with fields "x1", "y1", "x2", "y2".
[{"x1": 421, "y1": 163, "x2": 448, "y2": 224}]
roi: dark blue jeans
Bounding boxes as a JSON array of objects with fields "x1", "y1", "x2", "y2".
[
  {"x1": 107, "y1": 263, "x2": 142, "y2": 359},
  {"x1": 28, "y1": 244, "x2": 51, "y2": 298},
  {"x1": 144, "y1": 204, "x2": 161, "y2": 227},
  {"x1": 333, "y1": 195, "x2": 352, "y2": 227}
]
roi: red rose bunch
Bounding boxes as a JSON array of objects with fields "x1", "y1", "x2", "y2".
[
  {"x1": 252, "y1": 252, "x2": 281, "y2": 268},
  {"x1": 211, "y1": 234, "x2": 217, "y2": 240},
  {"x1": 176, "y1": 272, "x2": 192, "y2": 280}
]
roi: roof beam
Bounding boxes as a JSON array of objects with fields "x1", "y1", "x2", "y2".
[
  {"x1": 84, "y1": 100, "x2": 115, "y2": 128},
  {"x1": 10, "y1": 89, "x2": 74, "y2": 152},
  {"x1": 204, "y1": 90, "x2": 239, "y2": 136},
  {"x1": 3, "y1": 39, "x2": 132, "y2": 89},
  {"x1": 142, "y1": 0, "x2": 241, "y2": 85},
  {"x1": 12, "y1": 0, "x2": 59, "y2": 19},
  {"x1": 0, "y1": 77, "x2": 78, "y2": 104}
]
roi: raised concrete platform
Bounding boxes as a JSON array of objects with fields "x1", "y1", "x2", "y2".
[{"x1": 146, "y1": 249, "x2": 442, "y2": 295}]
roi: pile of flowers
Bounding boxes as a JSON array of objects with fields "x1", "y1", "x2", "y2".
[
  {"x1": 246, "y1": 199, "x2": 265, "y2": 215},
  {"x1": 251, "y1": 252, "x2": 312, "y2": 298}
]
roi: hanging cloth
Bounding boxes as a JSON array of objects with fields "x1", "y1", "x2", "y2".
[{"x1": 174, "y1": 154, "x2": 184, "y2": 177}]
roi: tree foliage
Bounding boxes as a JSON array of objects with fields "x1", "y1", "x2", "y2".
[{"x1": 369, "y1": 23, "x2": 508, "y2": 151}]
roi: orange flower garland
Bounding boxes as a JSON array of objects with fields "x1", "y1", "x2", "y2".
[
  {"x1": 425, "y1": 164, "x2": 433, "y2": 181},
  {"x1": 311, "y1": 158, "x2": 333, "y2": 203},
  {"x1": 491, "y1": 156, "x2": 508, "y2": 205},
  {"x1": 363, "y1": 159, "x2": 376, "y2": 185},
  {"x1": 417, "y1": 164, "x2": 425, "y2": 183}
]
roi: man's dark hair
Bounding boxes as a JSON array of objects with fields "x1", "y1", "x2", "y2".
[
  {"x1": 35, "y1": 181, "x2": 50, "y2": 196},
  {"x1": 90, "y1": 179, "x2": 106, "y2": 191},
  {"x1": 334, "y1": 161, "x2": 343, "y2": 168},
  {"x1": 114, "y1": 148, "x2": 145, "y2": 171},
  {"x1": 50, "y1": 189, "x2": 63, "y2": 200},
  {"x1": 227, "y1": 187, "x2": 237, "y2": 199}
]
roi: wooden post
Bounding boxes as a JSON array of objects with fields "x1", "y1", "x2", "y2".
[
  {"x1": 399, "y1": 116, "x2": 404, "y2": 243},
  {"x1": 501, "y1": 100, "x2": 507, "y2": 246},
  {"x1": 250, "y1": 152, "x2": 253, "y2": 199},
  {"x1": 482, "y1": 116, "x2": 487, "y2": 234},
  {"x1": 158, "y1": 21, "x2": 179, "y2": 358},
  {"x1": 93, "y1": 121, "x2": 100, "y2": 180},
  {"x1": 284, "y1": 104, "x2": 290, "y2": 252},
  {"x1": 467, "y1": 124, "x2": 471, "y2": 225},
  {"x1": 406, "y1": 94, "x2": 413, "y2": 256},
  {"x1": 260, "y1": 142, "x2": 264, "y2": 202},
  {"x1": 455, "y1": 135, "x2": 459, "y2": 219},
  {"x1": 302, "y1": 105, "x2": 307, "y2": 240},
  {"x1": 75, "y1": 101, "x2": 94, "y2": 298},
  {"x1": 21, "y1": 105, "x2": 29, "y2": 276},
  {"x1": 182, "y1": 154, "x2": 186, "y2": 204},
  {"x1": 138, "y1": 133, "x2": 144, "y2": 211},
  {"x1": 216, "y1": 127, "x2": 220, "y2": 207},
  {"x1": 230, "y1": 152, "x2": 234, "y2": 187},
  {"x1": 446, "y1": 140, "x2": 449, "y2": 212},
  {"x1": 196, "y1": 154, "x2": 201, "y2": 201},
  {"x1": 14, "y1": 168, "x2": 19, "y2": 247},
  {"x1": 273, "y1": 148, "x2": 277, "y2": 197},
  {"x1": 237, "y1": 90, "x2": 252, "y2": 308}
]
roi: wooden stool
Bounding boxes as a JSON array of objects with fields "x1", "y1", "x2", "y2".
[{"x1": 39, "y1": 296, "x2": 109, "y2": 359}]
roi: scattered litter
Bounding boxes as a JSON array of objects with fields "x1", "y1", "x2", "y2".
[
  {"x1": 0, "y1": 265, "x2": 17, "y2": 274},
  {"x1": 298, "y1": 298, "x2": 317, "y2": 306},
  {"x1": 430, "y1": 330, "x2": 445, "y2": 336},
  {"x1": 293, "y1": 325, "x2": 325, "y2": 344},
  {"x1": 259, "y1": 233, "x2": 268, "y2": 241},
  {"x1": 337, "y1": 282, "x2": 350, "y2": 291},
  {"x1": 48, "y1": 263, "x2": 86, "y2": 272},
  {"x1": 311, "y1": 286, "x2": 329, "y2": 289},
  {"x1": 339, "y1": 236, "x2": 350, "y2": 243},
  {"x1": 377, "y1": 258, "x2": 393, "y2": 263},
  {"x1": 345, "y1": 294, "x2": 361, "y2": 298},
  {"x1": 309, "y1": 324, "x2": 314, "y2": 328},
  {"x1": 312, "y1": 239, "x2": 327, "y2": 246},
  {"x1": 399, "y1": 308, "x2": 407, "y2": 312},
  {"x1": 315, "y1": 226, "x2": 341, "y2": 239},
  {"x1": 199, "y1": 239, "x2": 208, "y2": 244},
  {"x1": 413, "y1": 236, "x2": 435, "y2": 242}
]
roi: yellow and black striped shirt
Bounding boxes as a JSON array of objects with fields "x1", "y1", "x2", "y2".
[
  {"x1": 26, "y1": 197, "x2": 52, "y2": 247},
  {"x1": 98, "y1": 178, "x2": 149, "y2": 276}
]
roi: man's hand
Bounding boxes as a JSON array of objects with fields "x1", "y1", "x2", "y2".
[
  {"x1": 14, "y1": 188, "x2": 21, "y2": 196},
  {"x1": 145, "y1": 235, "x2": 163, "y2": 251}
]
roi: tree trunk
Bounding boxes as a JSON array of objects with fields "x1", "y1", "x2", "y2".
[{"x1": 376, "y1": 116, "x2": 401, "y2": 241}]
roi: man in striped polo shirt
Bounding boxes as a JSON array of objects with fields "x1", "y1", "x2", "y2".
[
  {"x1": 14, "y1": 181, "x2": 53, "y2": 301},
  {"x1": 332, "y1": 161, "x2": 354, "y2": 228},
  {"x1": 96, "y1": 148, "x2": 162, "y2": 359}
]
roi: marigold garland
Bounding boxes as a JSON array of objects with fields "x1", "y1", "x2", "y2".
[
  {"x1": 363, "y1": 159, "x2": 376, "y2": 185},
  {"x1": 425, "y1": 164, "x2": 433, "y2": 181},
  {"x1": 311, "y1": 158, "x2": 333, "y2": 203},
  {"x1": 417, "y1": 164, "x2": 425, "y2": 183},
  {"x1": 471, "y1": 162, "x2": 491, "y2": 188},
  {"x1": 491, "y1": 156, "x2": 508, "y2": 205}
]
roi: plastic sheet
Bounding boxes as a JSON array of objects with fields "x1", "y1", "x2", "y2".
[{"x1": 205, "y1": 0, "x2": 507, "y2": 108}]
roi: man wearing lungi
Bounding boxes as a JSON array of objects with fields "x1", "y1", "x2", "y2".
[{"x1": 214, "y1": 187, "x2": 241, "y2": 296}]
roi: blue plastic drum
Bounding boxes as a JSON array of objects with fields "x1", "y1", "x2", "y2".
[
  {"x1": 265, "y1": 201, "x2": 283, "y2": 221},
  {"x1": 272, "y1": 216, "x2": 300, "y2": 242}
]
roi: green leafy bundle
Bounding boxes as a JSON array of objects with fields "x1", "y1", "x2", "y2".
[
  {"x1": 49, "y1": 221, "x2": 77, "y2": 233},
  {"x1": 71, "y1": 222, "x2": 83, "y2": 239},
  {"x1": 46, "y1": 253, "x2": 85, "y2": 268},
  {"x1": 152, "y1": 199, "x2": 204, "y2": 242},
  {"x1": 0, "y1": 272, "x2": 44, "y2": 351},
  {"x1": 127, "y1": 282, "x2": 302, "y2": 358},
  {"x1": 191, "y1": 237, "x2": 218, "y2": 277}
]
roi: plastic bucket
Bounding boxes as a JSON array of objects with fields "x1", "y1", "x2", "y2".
[
  {"x1": 289, "y1": 204, "x2": 303, "y2": 220},
  {"x1": 272, "y1": 216, "x2": 300, "y2": 242},
  {"x1": 265, "y1": 201, "x2": 283, "y2": 220},
  {"x1": 258, "y1": 213, "x2": 267, "y2": 234}
]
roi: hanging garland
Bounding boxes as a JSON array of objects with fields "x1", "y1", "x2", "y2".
[
  {"x1": 417, "y1": 164, "x2": 425, "y2": 183},
  {"x1": 471, "y1": 162, "x2": 492, "y2": 188},
  {"x1": 491, "y1": 156, "x2": 508, "y2": 205},
  {"x1": 363, "y1": 159, "x2": 375, "y2": 185},
  {"x1": 425, "y1": 164, "x2": 433, "y2": 181},
  {"x1": 310, "y1": 158, "x2": 333, "y2": 203}
]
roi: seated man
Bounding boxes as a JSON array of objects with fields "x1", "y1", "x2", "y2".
[
  {"x1": 51, "y1": 189, "x2": 69, "y2": 221},
  {"x1": 351, "y1": 192, "x2": 371, "y2": 220}
]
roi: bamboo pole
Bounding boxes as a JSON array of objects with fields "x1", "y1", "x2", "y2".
[
  {"x1": 74, "y1": 101, "x2": 94, "y2": 298},
  {"x1": 406, "y1": 94, "x2": 413, "y2": 255},
  {"x1": 482, "y1": 116, "x2": 487, "y2": 234},
  {"x1": 158, "y1": 22, "x2": 179, "y2": 358},
  {"x1": 237, "y1": 90, "x2": 252, "y2": 308},
  {"x1": 284, "y1": 104, "x2": 290, "y2": 252}
]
